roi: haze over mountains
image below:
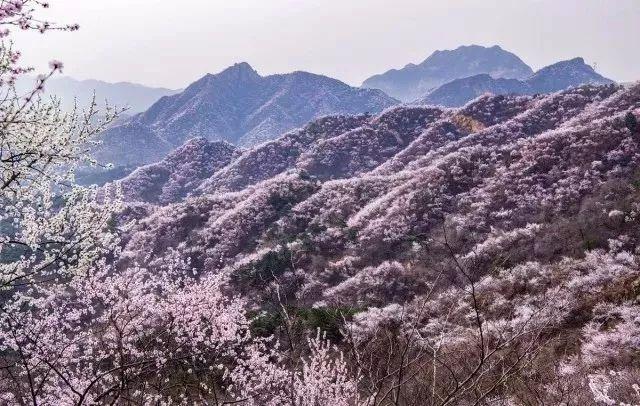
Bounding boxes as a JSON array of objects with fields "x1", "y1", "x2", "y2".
[
  {"x1": 72, "y1": 44, "x2": 617, "y2": 181},
  {"x1": 31, "y1": 45, "x2": 615, "y2": 130},
  {"x1": 16, "y1": 76, "x2": 179, "y2": 113}
]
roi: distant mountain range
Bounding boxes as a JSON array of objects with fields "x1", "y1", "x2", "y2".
[
  {"x1": 92, "y1": 62, "x2": 397, "y2": 168},
  {"x1": 84, "y1": 46, "x2": 617, "y2": 182},
  {"x1": 16, "y1": 76, "x2": 179, "y2": 113},
  {"x1": 419, "y1": 57, "x2": 614, "y2": 107},
  {"x1": 362, "y1": 45, "x2": 534, "y2": 101},
  {"x1": 118, "y1": 81, "x2": 628, "y2": 209}
]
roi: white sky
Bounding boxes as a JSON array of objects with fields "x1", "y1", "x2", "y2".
[{"x1": 14, "y1": 0, "x2": 640, "y2": 89}]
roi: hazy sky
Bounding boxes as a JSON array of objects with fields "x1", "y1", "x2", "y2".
[{"x1": 15, "y1": 0, "x2": 640, "y2": 89}]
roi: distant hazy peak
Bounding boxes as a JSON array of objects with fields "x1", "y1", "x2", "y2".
[
  {"x1": 15, "y1": 75, "x2": 179, "y2": 113},
  {"x1": 20, "y1": 75, "x2": 177, "y2": 91},
  {"x1": 362, "y1": 44, "x2": 533, "y2": 102},
  {"x1": 421, "y1": 44, "x2": 516, "y2": 63},
  {"x1": 418, "y1": 56, "x2": 614, "y2": 107},
  {"x1": 531, "y1": 57, "x2": 594, "y2": 75}
]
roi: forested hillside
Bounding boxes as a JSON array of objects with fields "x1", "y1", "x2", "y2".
[
  {"x1": 115, "y1": 83, "x2": 640, "y2": 404},
  {"x1": 2, "y1": 1, "x2": 638, "y2": 404}
]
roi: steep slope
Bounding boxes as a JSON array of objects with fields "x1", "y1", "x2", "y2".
[
  {"x1": 96, "y1": 63, "x2": 397, "y2": 169},
  {"x1": 118, "y1": 138, "x2": 240, "y2": 204},
  {"x1": 16, "y1": 76, "x2": 178, "y2": 113},
  {"x1": 113, "y1": 83, "x2": 640, "y2": 404},
  {"x1": 193, "y1": 107, "x2": 444, "y2": 196},
  {"x1": 92, "y1": 121, "x2": 174, "y2": 168},
  {"x1": 122, "y1": 83, "x2": 636, "y2": 274},
  {"x1": 362, "y1": 45, "x2": 533, "y2": 101},
  {"x1": 195, "y1": 114, "x2": 370, "y2": 195},
  {"x1": 420, "y1": 57, "x2": 615, "y2": 107}
]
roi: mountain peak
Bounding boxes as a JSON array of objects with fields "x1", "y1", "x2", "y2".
[
  {"x1": 429, "y1": 44, "x2": 506, "y2": 59},
  {"x1": 229, "y1": 61, "x2": 256, "y2": 72},
  {"x1": 217, "y1": 62, "x2": 260, "y2": 79},
  {"x1": 531, "y1": 57, "x2": 613, "y2": 80},
  {"x1": 100, "y1": 65, "x2": 398, "y2": 168},
  {"x1": 526, "y1": 57, "x2": 613, "y2": 93},
  {"x1": 363, "y1": 45, "x2": 533, "y2": 101},
  {"x1": 183, "y1": 62, "x2": 261, "y2": 94},
  {"x1": 544, "y1": 57, "x2": 589, "y2": 69},
  {"x1": 459, "y1": 44, "x2": 503, "y2": 51}
]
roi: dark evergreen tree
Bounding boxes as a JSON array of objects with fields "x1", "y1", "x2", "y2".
[{"x1": 625, "y1": 111, "x2": 638, "y2": 133}]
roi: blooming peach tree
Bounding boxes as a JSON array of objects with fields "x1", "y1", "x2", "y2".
[{"x1": 0, "y1": 3, "x2": 360, "y2": 404}]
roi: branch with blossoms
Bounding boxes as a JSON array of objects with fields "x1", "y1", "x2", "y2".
[
  {"x1": 0, "y1": 0, "x2": 77, "y2": 86},
  {"x1": 0, "y1": 0, "x2": 122, "y2": 309},
  {"x1": 335, "y1": 222, "x2": 558, "y2": 406},
  {"x1": 0, "y1": 0, "x2": 79, "y2": 34}
]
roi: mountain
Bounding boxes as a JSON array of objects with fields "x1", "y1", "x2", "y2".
[
  {"x1": 94, "y1": 62, "x2": 398, "y2": 169},
  {"x1": 418, "y1": 74, "x2": 529, "y2": 108},
  {"x1": 114, "y1": 83, "x2": 640, "y2": 402},
  {"x1": 419, "y1": 57, "x2": 615, "y2": 107},
  {"x1": 119, "y1": 82, "x2": 640, "y2": 309},
  {"x1": 15, "y1": 76, "x2": 179, "y2": 113},
  {"x1": 362, "y1": 45, "x2": 533, "y2": 101},
  {"x1": 526, "y1": 57, "x2": 613, "y2": 93},
  {"x1": 118, "y1": 137, "x2": 240, "y2": 204}
]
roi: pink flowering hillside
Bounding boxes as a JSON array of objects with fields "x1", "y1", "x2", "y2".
[
  {"x1": 116, "y1": 83, "x2": 640, "y2": 403},
  {"x1": 2, "y1": 1, "x2": 639, "y2": 404}
]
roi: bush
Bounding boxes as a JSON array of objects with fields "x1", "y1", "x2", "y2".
[
  {"x1": 234, "y1": 247, "x2": 294, "y2": 287},
  {"x1": 249, "y1": 306, "x2": 361, "y2": 341},
  {"x1": 625, "y1": 112, "x2": 638, "y2": 133}
]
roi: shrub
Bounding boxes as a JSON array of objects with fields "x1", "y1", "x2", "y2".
[{"x1": 625, "y1": 111, "x2": 638, "y2": 133}]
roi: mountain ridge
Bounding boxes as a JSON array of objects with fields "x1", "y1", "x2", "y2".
[
  {"x1": 419, "y1": 57, "x2": 614, "y2": 107},
  {"x1": 362, "y1": 45, "x2": 534, "y2": 101},
  {"x1": 118, "y1": 137, "x2": 241, "y2": 204},
  {"x1": 94, "y1": 62, "x2": 398, "y2": 169}
]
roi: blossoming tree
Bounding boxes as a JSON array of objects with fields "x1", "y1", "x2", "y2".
[{"x1": 0, "y1": 2, "x2": 360, "y2": 404}]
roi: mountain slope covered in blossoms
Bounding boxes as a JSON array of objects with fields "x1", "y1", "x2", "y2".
[
  {"x1": 116, "y1": 83, "x2": 640, "y2": 402},
  {"x1": 420, "y1": 57, "x2": 614, "y2": 107},
  {"x1": 6, "y1": 1, "x2": 640, "y2": 403},
  {"x1": 93, "y1": 62, "x2": 397, "y2": 168},
  {"x1": 362, "y1": 45, "x2": 534, "y2": 101},
  {"x1": 118, "y1": 137, "x2": 241, "y2": 204},
  {"x1": 120, "y1": 82, "x2": 638, "y2": 302}
]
